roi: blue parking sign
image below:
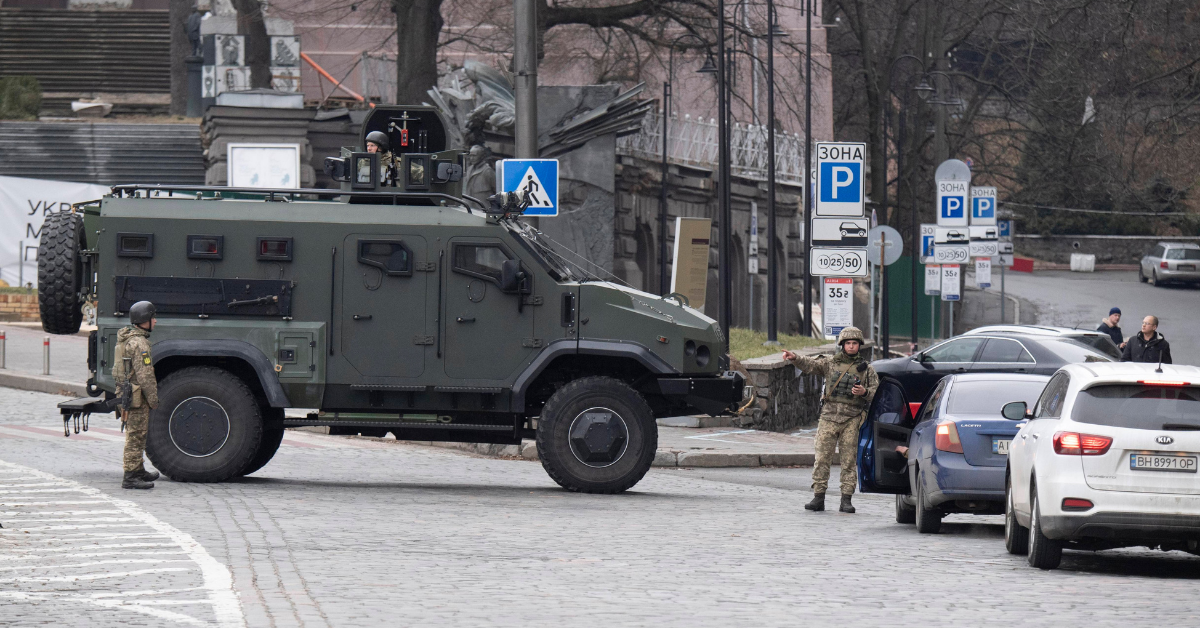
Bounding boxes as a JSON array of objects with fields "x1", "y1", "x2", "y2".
[
  {"x1": 936, "y1": 180, "x2": 969, "y2": 227},
  {"x1": 998, "y1": 219, "x2": 1013, "y2": 239},
  {"x1": 497, "y1": 159, "x2": 559, "y2": 216},
  {"x1": 970, "y1": 186, "x2": 997, "y2": 226},
  {"x1": 922, "y1": 235, "x2": 934, "y2": 259},
  {"x1": 942, "y1": 195, "x2": 964, "y2": 218},
  {"x1": 815, "y1": 142, "x2": 866, "y2": 217},
  {"x1": 819, "y1": 162, "x2": 861, "y2": 203}
]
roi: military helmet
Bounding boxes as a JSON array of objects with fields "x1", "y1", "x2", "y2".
[
  {"x1": 365, "y1": 131, "x2": 390, "y2": 153},
  {"x1": 836, "y1": 326, "x2": 864, "y2": 346},
  {"x1": 129, "y1": 301, "x2": 156, "y2": 326}
]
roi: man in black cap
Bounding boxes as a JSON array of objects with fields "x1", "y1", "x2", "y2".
[{"x1": 1097, "y1": 307, "x2": 1125, "y2": 350}]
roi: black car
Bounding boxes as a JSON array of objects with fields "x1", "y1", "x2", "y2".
[{"x1": 872, "y1": 333, "x2": 1113, "y2": 407}]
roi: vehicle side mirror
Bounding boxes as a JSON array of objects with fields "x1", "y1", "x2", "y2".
[
  {"x1": 915, "y1": 352, "x2": 929, "y2": 363},
  {"x1": 500, "y1": 259, "x2": 527, "y2": 294},
  {"x1": 1001, "y1": 401, "x2": 1029, "y2": 421}
]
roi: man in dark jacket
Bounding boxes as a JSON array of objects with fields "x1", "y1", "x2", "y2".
[
  {"x1": 1121, "y1": 315, "x2": 1172, "y2": 364},
  {"x1": 1097, "y1": 307, "x2": 1125, "y2": 350}
]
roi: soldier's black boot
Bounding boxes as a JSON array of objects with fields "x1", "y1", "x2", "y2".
[
  {"x1": 840, "y1": 494, "x2": 856, "y2": 513},
  {"x1": 804, "y1": 493, "x2": 825, "y2": 511},
  {"x1": 137, "y1": 464, "x2": 160, "y2": 482},
  {"x1": 122, "y1": 471, "x2": 154, "y2": 490}
]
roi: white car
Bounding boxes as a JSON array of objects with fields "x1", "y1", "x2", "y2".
[{"x1": 1002, "y1": 362, "x2": 1200, "y2": 569}]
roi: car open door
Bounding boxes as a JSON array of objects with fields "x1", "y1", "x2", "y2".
[{"x1": 858, "y1": 378, "x2": 916, "y2": 494}]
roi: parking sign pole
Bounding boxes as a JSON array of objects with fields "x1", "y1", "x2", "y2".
[
  {"x1": 1001, "y1": 262, "x2": 1006, "y2": 323},
  {"x1": 801, "y1": 0, "x2": 813, "y2": 336}
]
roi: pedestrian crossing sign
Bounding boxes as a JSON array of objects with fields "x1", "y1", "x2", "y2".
[{"x1": 497, "y1": 159, "x2": 559, "y2": 216}]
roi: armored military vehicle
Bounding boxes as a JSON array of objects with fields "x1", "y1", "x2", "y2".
[{"x1": 41, "y1": 106, "x2": 743, "y2": 493}]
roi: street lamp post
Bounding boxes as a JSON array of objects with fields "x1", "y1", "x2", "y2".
[
  {"x1": 881, "y1": 54, "x2": 924, "y2": 354},
  {"x1": 765, "y1": 0, "x2": 786, "y2": 344},
  {"x1": 717, "y1": 0, "x2": 732, "y2": 357},
  {"x1": 801, "y1": 0, "x2": 813, "y2": 337},
  {"x1": 660, "y1": 36, "x2": 715, "y2": 296}
]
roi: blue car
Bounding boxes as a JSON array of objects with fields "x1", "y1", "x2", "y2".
[{"x1": 858, "y1": 373, "x2": 1050, "y2": 533}]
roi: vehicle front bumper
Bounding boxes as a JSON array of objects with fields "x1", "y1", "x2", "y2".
[{"x1": 654, "y1": 371, "x2": 747, "y2": 416}]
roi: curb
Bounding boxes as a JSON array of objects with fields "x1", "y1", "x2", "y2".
[
  {"x1": 0, "y1": 371, "x2": 87, "y2": 397},
  {"x1": 397, "y1": 438, "x2": 823, "y2": 468}
]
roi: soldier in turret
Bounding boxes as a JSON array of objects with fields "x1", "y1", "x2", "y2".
[
  {"x1": 366, "y1": 131, "x2": 396, "y2": 185},
  {"x1": 113, "y1": 301, "x2": 161, "y2": 490},
  {"x1": 782, "y1": 327, "x2": 878, "y2": 513}
]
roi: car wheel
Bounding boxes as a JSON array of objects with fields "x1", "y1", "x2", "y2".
[
  {"x1": 914, "y1": 471, "x2": 942, "y2": 533},
  {"x1": 1138, "y1": 265, "x2": 1148, "y2": 283},
  {"x1": 240, "y1": 425, "x2": 284, "y2": 477},
  {"x1": 895, "y1": 494, "x2": 916, "y2": 524},
  {"x1": 536, "y1": 376, "x2": 657, "y2": 494},
  {"x1": 1026, "y1": 484, "x2": 1063, "y2": 569},
  {"x1": 1151, "y1": 270, "x2": 1160, "y2": 286},
  {"x1": 1004, "y1": 475, "x2": 1029, "y2": 555},
  {"x1": 146, "y1": 366, "x2": 263, "y2": 483}
]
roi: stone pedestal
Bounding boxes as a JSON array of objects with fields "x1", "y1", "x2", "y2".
[{"x1": 201, "y1": 105, "x2": 316, "y2": 187}]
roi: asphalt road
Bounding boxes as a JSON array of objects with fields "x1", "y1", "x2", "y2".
[
  {"x1": 2, "y1": 388, "x2": 1199, "y2": 627},
  {"x1": 997, "y1": 270, "x2": 1198, "y2": 363}
]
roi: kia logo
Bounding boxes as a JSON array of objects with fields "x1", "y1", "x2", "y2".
[{"x1": 1157, "y1": 435, "x2": 1175, "y2": 445}]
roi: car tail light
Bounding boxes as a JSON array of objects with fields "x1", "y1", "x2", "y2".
[
  {"x1": 1139, "y1": 380, "x2": 1191, "y2": 386},
  {"x1": 1161, "y1": 261, "x2": 1169, "y2": 269},
  {"x1": 1053, "y1": 431, "x2": 1113, "y2": 456},
  {"x1": 1062, "y1": 498, "x2": 1094, "y2": 511},
  {"x1": 935, "y1": 421, "x2": 963, "y2": 453}
]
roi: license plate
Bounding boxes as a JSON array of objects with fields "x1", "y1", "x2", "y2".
[
  {"x1": 993, "y1": 439, "x2": 1011, "y2": 455},
  {"x1": 1179, "y1": 264, "x2": 1196, "y2": 271},
  {"x1": 1130, "y1": 453, "x2": 1198, "y2": 473}
]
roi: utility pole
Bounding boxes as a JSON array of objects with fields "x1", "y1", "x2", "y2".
[
  {"x1": 765, "y1": 0, "x2": 780, "y2": 344},
  {"x1": 717, "y1": 0, "x2": 732, "y2": 355},
  {"x1": 801, "y1": 0, "x2": 813, "y2": 336},
  {"x1": 514, "y1": 0, "x2": 538, "y2": 159}
]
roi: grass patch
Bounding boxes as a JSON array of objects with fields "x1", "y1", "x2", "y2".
[
  {"x1": 728, "y1": 327, "x2": 827, "y2": 361},
  {"x1": 0, "y1": 287, "x2": 36, "y2": 294}
]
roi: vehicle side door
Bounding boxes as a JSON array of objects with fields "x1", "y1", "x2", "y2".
[
  {"x1": 340, "y1": 234, "x2": 428, "y2": 380},
  {"x1": 970, "y1": 337, "x2": 1036, "y2": 375},
  {"x1": 442, "y1": 238, "x2": 536, "y2": 382},
  {"x1": 1010, "y1": 371, "x2": 1070, "y2": 518},
  {"x1": 858, "y1": 378, "x2": 915, "y2": 494}
]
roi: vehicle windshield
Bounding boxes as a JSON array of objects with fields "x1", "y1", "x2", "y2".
[
  {"x1": 502, "y1": 220, "x2": 581, "y2": 281},
  {"x1": 1073, "y1": 385, "x2": 1200, "y2": 430},
  {"x1": 1042, "y1": 338, "x2": 1113, "y2": 363},
  {"x1": 1067, "y1": 334, "x2": 1122, "y2": 359},
  {"x1": 1165, "y1": 248, "x2": 1200, "y2": 260},
  {"x1": 948, "y1": 380, "x2": 1048, "y2": 414}
]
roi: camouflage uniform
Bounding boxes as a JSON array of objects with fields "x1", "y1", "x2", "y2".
[
  {"x1": 788, "y1": 340, "x2": 879, "y2": 496},
  {"x1": 113, "y1": 325, "x2": 158, "y2": 472},
  {"x1": 379, "y1": 151, "x2": 398, "y2": 186}
]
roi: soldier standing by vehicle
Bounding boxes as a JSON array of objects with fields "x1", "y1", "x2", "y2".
[
  {"x1": 113, "y1": 301, "x2": 160, "y2": 490},
  {"x1": 365, "y1": 131, "x2": 396, "y2": 185},
  {"x1": 782, "y1": 327, "x2": 879, "y2": 513}
]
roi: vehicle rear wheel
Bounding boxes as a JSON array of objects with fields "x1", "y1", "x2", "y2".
[
  {"x1": 1004, "y1": 476, "x2": 1029, "y2": 555},
  {"x1": 36, "y1": 210, "x2": 86, "y2": 334},
  {"x1": 536, "y1": 376, "x2": 656, "y2": 494},
  {"x1": 1138, "y1": 266, "x2": 1148, "y2": 283},
  {"x1": 146, "y1": 366, "x2": 263, "y2": 483},
  {"x1": 895, "y1": 494, "x2": 916, "y2": 524},
  {"x1": 1151, "y1": 270, "x2": 1160, "y2": 286},
  {"x1": 1027, "y1": 484, "x2": 1063, "y2": 569},
  {"x1": 914, "y1": 472, "x2": 943, "y2": 534}
]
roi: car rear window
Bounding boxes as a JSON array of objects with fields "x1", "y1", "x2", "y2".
[
  {"x1": 1164, "y1": 248, "x2": 1200, "y2": 260},
  {"x1": 1073, "y1": 385, "x2": 1200, "y2": 430},
  {"x1": 1067, "y1": 334, "x2": 1122, "y2": 359},
  {"x1": 948, "y1": 380, "x2": 1048, "y2": 414},
  {"x1": 1042, "y1": 338, "x2": 1112, "y2": 363}
]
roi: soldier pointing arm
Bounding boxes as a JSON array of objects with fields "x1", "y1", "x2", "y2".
[{"x1": 781, "y1": 326, "x2": 878, "y2": 514}]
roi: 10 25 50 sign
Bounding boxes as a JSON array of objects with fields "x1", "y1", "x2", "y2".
[{"x1": 809, "y1": 248, "x2": 867, "y2": 277}]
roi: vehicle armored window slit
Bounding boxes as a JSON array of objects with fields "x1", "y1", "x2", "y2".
[
  {"x1": 117, "y1": 233, "x2": 154, "y2": 258},
  {"x1": 257, "y1": 237, "x2": 294, "y2": 261},
  {"x1": 187, "y1": 235, "x2": 224, "y2": 260}
]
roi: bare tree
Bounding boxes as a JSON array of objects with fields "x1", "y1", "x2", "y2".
[{"x1": 231, "y1": 0, "x2": 272, "y2": 88}]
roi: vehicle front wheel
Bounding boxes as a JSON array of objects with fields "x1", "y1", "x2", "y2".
[
  {"x1": 895, "y1": 494, "x2": 916, "y2": 524},
  {"x1": 914, "y1": 472, "x2": 943, "y2": 533},
  {"x1": 146, "y1": 366, "x2": 264, "y2": 483},
  {"x1": 536, "y1": 376, "x2": 657, "y2": 494},
  {"x1": 1027, "y1": 484, "x2": 1063, "y2": 569},
  {"x1": 1004, "y1": 476, "x2": 1029, "y2": 555}
]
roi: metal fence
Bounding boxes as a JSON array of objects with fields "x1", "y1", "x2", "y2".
[{"x1": 616, "y1": 111, "x2": 805, "y2": 184}]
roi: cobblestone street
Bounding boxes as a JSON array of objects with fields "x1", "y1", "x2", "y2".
[{"x1": 1, "y1": 388, "x2": 1198, "y2": 627}]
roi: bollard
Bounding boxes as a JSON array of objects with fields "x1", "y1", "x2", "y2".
[
  {"x1": 0, "y1": 329, "x2": 5, "y2": 369},
  {"x1": 43, "y1": 335, "x2": 50, "y2": 375}
]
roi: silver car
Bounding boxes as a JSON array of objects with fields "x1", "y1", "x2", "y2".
[{"x1": 1139, "y1": 242, "x2": 1200, "y2": 286}]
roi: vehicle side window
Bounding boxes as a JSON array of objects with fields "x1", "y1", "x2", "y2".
[
  {"x1": 357, "y1": 239, "x2": 412, "y2": 275},
  {"x1": 923, "y1": 337, "x2": 985, "y2": 363},
  {"x1": 452, "y1": 244, "x2": 510, "y2": 284},
  {"x1": 977, "y1": 338, "x2": 1034, "y2": 363},
  {"x1": 1153, "y1": 245, "x2": 1166, "y2": 258},
  {"x1": 1033, "y1": 373, "x2": 1070, "y2": 418},
  {"x1": 918, "y1": 380, "x2": 947, "y2": 423}
]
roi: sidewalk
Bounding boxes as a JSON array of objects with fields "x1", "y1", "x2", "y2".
[{"x1": 0, "y1": 323, "x2": 89, "y2": 396}]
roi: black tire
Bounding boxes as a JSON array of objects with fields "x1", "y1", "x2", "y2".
[
  {"x1": 895, "y1": 494, "x2": 916, "y2": 524},
  {"x1": 1027, "y1": 484, "x2": 1063, "y2": 569},
  {"x1": 536, "y1": 376, "x2": 657, "y2": 494},
  {"x1": 1138, "y1": 266, "x2": 1148, "y2": 283},
  {"x1": 146, "y1": 366, "x2": 263, "y2": 483},
  {"x1": 240, "y1": 427, "x2": 284, "y2": 476},
  {"x1": 1151, "y1": 270, "x2": 1160, "y2": 286},
  {"x1": 915, "y1": 472, "x2": 943, "y2": 534},
  {"x1": 36, "y1": 211, "x2": 85, "y2": 334},
  {"x1": 1004, "y1": 475, "x2": 1029, "y2": 555}
]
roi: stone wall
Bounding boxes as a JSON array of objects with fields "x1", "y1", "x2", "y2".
[
  {"x1": 0, "y1": 291, "x2": 39, "y2": 322},
  {"x1": 736, "y1": 348, "x2": 830, "y2": 432},
  {"x1": 1014, "y1": 234, "x2": 1200, "y2": 265}
]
